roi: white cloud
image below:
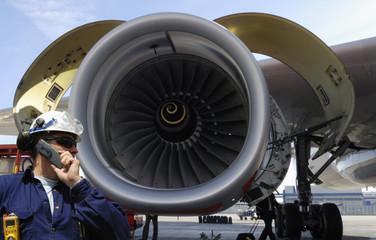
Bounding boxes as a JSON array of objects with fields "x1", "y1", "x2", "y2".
[{"x1": 8, "y1": 0, "x2": 96, "y2": 40}]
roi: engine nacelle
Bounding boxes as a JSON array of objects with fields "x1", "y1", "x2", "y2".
[
  {"x1": 337, "y1": 149, "x2": 376, "y2": 186},
  {"x1": 308, "y1": 149, "x2": 376, "y2": 190},
  {"x1": 244, "y1": 97, "x2": 291, "y2": 205},
  {"x1": 69, "y1": 13, "x2": 271, "y2": 214}
]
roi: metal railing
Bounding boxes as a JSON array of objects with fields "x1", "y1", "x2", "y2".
[{"x1": 338, "y1": 205, "x2": 376, "y2": 215}]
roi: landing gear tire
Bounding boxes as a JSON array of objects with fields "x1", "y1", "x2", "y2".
[
  {"x1": 274, "y1": 206, "x2": 283, "y2": 238},
  {"x1": 320, "y1": 203, "x2": 343, "y2": 240},
  {"x1": 309, "y1": 204, "x2": 322, "y2": 238},
  {"x1": 282, "y1": 203, "x2": 301, "y2": 239}
]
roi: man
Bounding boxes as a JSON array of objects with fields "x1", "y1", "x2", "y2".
[
  {"x1": 0, "y1": 111, "x2": 130, "y2": 239},
  {"x1": 141, "y1": 214, "x2": 158, "y2": 240},
  {"x1": 256, "y1": 194, "x2": 279, "y2": 240}
]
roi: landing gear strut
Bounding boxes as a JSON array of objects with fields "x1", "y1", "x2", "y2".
[{"x1": 273, "y1": 116, "x2": 346, "y2": 240}]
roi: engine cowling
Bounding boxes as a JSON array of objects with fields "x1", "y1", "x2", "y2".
[{"x1": 69, "y1": 13, "x2": 271, "y2": 214}]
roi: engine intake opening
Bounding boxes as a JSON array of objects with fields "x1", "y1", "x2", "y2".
[
  {"x1": 106, "y1": 54, "x2": 248, "y2": 188},
  {"x1": 155, "y1": 99, "x2": 197, "y2": 142}
]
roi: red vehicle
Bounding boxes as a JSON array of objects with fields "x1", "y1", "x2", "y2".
[{"x1": 0, "y1": 144, "x2": 142, "y2": 238}]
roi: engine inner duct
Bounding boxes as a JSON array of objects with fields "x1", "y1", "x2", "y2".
[{"x1": 106, "y1": 55, "x2": 248, "y2": 189}]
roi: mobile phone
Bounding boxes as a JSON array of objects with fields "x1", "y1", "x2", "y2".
[{"x1": 36, "y1": 140, "x2": 63, "y2": 168}]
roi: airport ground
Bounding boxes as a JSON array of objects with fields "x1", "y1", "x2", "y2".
[{"x1": 133, "y1": 214, "x2": 376, "y2": 239}]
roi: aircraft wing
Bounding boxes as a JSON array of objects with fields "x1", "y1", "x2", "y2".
[{"x1": 0, "y1": 107, "x2": 18, "y2": 135}]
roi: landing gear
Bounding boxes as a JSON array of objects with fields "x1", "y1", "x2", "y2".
[
  {"x1": 281, "y1": 203, "x2": 301, "y2": 239},
  {"x1": 273, "y1": 116, "x2": 346, "y2": 240},
  {"x1": 319, "y1": 203, "x2": 343, "y2": 239},
  {"x1": 308, "y1": 204, "x2": 321, "y2": 238}
]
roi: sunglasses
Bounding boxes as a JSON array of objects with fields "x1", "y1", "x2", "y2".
[{"x1": 44, "y1": 136, "x2": 77, "y2": 148}]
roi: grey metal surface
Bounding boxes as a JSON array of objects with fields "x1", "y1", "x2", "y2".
[{"x1": 69, "y1": 13, "x2": 270, "y2": 214}]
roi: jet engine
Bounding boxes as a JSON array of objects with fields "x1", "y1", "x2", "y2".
[
  {"x1": 69, "y1": 13, "x2": 271, "y2": 214},
  {"x1": 14, "y1": 12, "x2": 353, "y2": 216}
]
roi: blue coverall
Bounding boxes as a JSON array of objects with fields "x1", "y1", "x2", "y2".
[{"x1": 0, "y1": 167, "x2": 130, "y2": 239}]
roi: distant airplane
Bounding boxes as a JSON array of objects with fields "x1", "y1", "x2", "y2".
[{"x1": 1, "y1": 12, "x2": 375, "y2": 239}]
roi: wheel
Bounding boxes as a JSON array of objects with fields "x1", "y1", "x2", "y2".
[
  {"x1": 309, "y1": 204, "x2": 322, "y2": 238},
  {"x1": 282, "y1": 203, "x2": 301, "y2": 239},
  {"x1": 320, "y1": 203, "x2": 343, "y2": 240},
  {"x1": 274, "y1": 205, "x2": 283, "y2": 238}
]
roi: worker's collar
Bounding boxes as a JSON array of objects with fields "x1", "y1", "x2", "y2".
[
  {"x1": 23, "y1": 166, "x2": 34, "y2": 179},
  {"x1": 22, "y1": 166, "x2": 65, "y2": 188}
]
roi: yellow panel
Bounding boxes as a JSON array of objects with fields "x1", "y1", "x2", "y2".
[
  {"x1": 13, "y1": 20, "x2": 124, "y2": 132},
  {"x1": 215, "y1": 13, "x2": 355, "y2": 155}
]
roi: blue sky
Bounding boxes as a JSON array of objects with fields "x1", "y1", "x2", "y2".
[{"x1": 1, "y1": 0, "x2": 376, "y2": 144}]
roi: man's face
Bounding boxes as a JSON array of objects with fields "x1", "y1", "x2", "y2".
[{"x1": 43, "y1": 133, "x2": 78, "y2": 157}]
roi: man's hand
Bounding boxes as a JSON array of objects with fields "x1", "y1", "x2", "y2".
[{"x1": 51, "y1": 151, "x2": 82, "y2": 188}]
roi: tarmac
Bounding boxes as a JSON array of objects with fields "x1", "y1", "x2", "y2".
[{"x1": 133, "y1": 214, "x2": 376, "y2": 240}]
